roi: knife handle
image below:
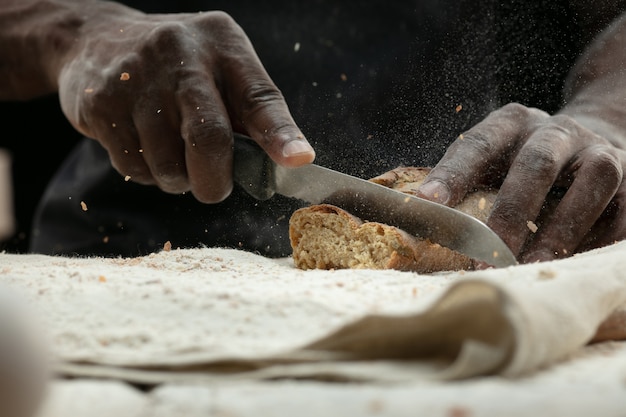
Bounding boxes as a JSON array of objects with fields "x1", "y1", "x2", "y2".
[{"x1": 233, "y1": 134, "x2": 277, "y2": 201}]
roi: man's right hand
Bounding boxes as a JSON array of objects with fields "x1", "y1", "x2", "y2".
[{"x1": 3, "y1": 0, "x2": 315, "y2": 203}]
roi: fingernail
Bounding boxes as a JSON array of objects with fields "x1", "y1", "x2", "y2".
[
  {"x1": 283, "y1": 139, "x2": 314, "y2": 158},
  {"x1": 417, "y1": 180, "x2": 451, "y2": 204}
]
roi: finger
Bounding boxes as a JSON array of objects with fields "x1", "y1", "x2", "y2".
[
  {"x1": 577, "y1": 189, "x2": 626, "y2": 251},
  {"x1": 133, "y1": 98, "x2": 189, "y2": 194},
  {"x1": 487, "y1": 127, "x2": 577, "y2": 256},
  {"x1": 69, "y1": 76, "x2": 154, "y2": 184},
  {"x1": 176, "y1": 74, "x2": 234, "y2": 203},
  {"x1": 196, "y1": 12, "x2": 315, "y2": 167},
  {"x1": 522, "y1": 146, "x2": 623, "y2": 262},
  {"x1": 416, "y1": 103, "x2": 546, "y2": 206},
  {"x1": 92, "y1": 116, "x2": 153, "y2": 185}
]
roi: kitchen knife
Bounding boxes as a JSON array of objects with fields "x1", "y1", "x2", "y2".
[{"x1": 233, "y1": 135, "x2": 517, "y2": 268}]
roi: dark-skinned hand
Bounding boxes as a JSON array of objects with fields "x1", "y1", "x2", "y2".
[
  {"x1": 417, "y1": 103, "x2": 626, "y2": 264},
  {"x1": 55, "y1": 6, "x2": 314, "y2": 203}
]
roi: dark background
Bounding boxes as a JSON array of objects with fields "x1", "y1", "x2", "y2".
[{"x1": 3, "y1": 0, "x2": 615, "y2": 254}]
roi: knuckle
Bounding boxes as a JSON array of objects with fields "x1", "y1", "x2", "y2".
[
  {"x1": 205, "y1": 10, "x2": 238, "y2": 27},
  {"x1": 500, "y1": 102, "x2": 529, "y2": 115},
  {"x1": 196, "y1": 188, "x2": 232, "y2": 204},
  {"x1": 498, "y1": 102, "x2": 540, "y2": 119},
  {"x1": 239, "y1": 81, "x2": 285, "y2": 119},
  {"x1": 584, "y1": 145, "x2": 623, "y2": 185},
  {"x1": 489, "y1": 197, "x2": 527, "y2": 225},
  {"x1": 152, "y1": 161, "x2": 189, "y2": 193},
  {"x1": 194, "y1": 11, "x2": 244, "y2": 39},
  {"x1": 184, "y1": 114, "x2": 232, "y2": 153},
  {"x1": 461, "y1": 130, "x2": 493, "y2": 154},
  {"x1": 114, "y1": 162, "x2": 153, "y2": 185},
  {"x1": 517, "y1": 142, "x2": 561, "y2": 178},
  {"x1": 147, "y1": 21, "x2": 189, "y2": 47}
]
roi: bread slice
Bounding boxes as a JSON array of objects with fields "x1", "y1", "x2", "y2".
[{"x1": 288, "y1": 167, "x2": 498, "y2": 273}]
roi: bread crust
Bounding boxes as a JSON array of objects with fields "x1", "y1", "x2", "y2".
[
  {"x1": 289, "y1": 167, "x2": 499, "y2": 273},
  {"x1": 290, "y1": 203, "x2": 475, "y2": 272}
]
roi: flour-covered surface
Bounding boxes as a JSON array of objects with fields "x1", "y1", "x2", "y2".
[
  {"x1": 1, "y1": 248, "x2": 457, "y2": 364},
  {"x1": 1, "y1": 243, "x2": 626, "y2": 416}
]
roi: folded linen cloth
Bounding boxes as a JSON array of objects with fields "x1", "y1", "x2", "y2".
[{"x1": 2, "y1": 241, "x2": 626, "y2": 385}]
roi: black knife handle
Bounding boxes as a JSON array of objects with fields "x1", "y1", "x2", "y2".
[{"x1": 233, "y1": 134, "x2": 277, "y2": 201}]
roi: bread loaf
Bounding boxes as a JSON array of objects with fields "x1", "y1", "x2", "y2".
[{"x1": 289, "y1": 167, "x2": 498, "y2": 273}]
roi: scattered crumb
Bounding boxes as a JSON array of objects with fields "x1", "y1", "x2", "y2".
[
  {"x1": 98, "y1": 275, "x2": 107, "y2": 283},
  {"x1": 120, "y1": 72, "x2": 130, "y2": 81},
  {"x1": 102, "y1": 236, "x2": 109, "y2": 244},
  {"x1": 368, "y1": 399, "x2": 385, "y2": 414},
  {"x1": 84, "y1": 88, "x2": 94, "y2": 93},
  {"x1": 340, "y1": 73, "x2": 347, "y2": 81},
  {"x1": 478, "y1": 197, "x2": 486, "y2": 211},
  {"x1": 447, "y1": 406, "x2": 471, "y2": 417},
  {"x1": 294, "y1": 42, "x2": 300, "y2": 52},
  {"x1": 455, "y1": 104, "x2": 463, "y2": 113},
  {"x1": 80, "y1": 201, "x2": 88, "y2": 212},
  {"x1": 163, "y1": 241, "x2": 172, "y2": 252},
  {"x1": 538, "y1": 269, "x2": 557, "y2": 280},
  {"x1": 527, "y1": 220, "x2": 538, "y2": 233},
  {"x1": 124, "y1": 175, "x2": 131, "y2": 182},
  {"x1": 458, "y1": 134, "x2": 464, "y2": 140}
]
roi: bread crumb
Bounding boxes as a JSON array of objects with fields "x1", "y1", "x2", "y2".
[
  {"x1": 102, "y1": 236, "x2": 109, "y2": 243},
  {"x1": 538, "y1": 269, "x2": 556, "y2": 280},
  {"x1": 447, "y1": 406, "x2": 470, "y2": 417},
  {"x1": 124, "y1": 175, "x2": 131, "y2": 182},
  {"x1": 98, "y1": 275, "x2": 107, "y2": 283},
  {"x1": 368, "y1": 399, "x2": 385, "y2": 413},
  {"x1": 80, "y1": 201, "x2": 88, "y2": 211},
  {"x1": 455, "y1": 104, "x2": 463, "y2": 113},
  {"x1": 527, "y1": 220, "x2": 538, "y2": 233},
  {"x1": 163, "y1": 241, "x2": 172, "y2": 252},
  {"x1": 120, "y1": 72, "x2": 130, "y2": 81},
  {"x1": 478, "y1": 197, "x2": 486, "y2": 211}
]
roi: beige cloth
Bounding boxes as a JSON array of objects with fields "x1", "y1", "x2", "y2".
[{"x1": 2, "y1": 242, "x2": 626, "y2": 415}]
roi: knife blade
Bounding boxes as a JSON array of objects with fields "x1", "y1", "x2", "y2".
[{"x1": 233, "y1": 135, "x2": 517, "y2": 268}]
